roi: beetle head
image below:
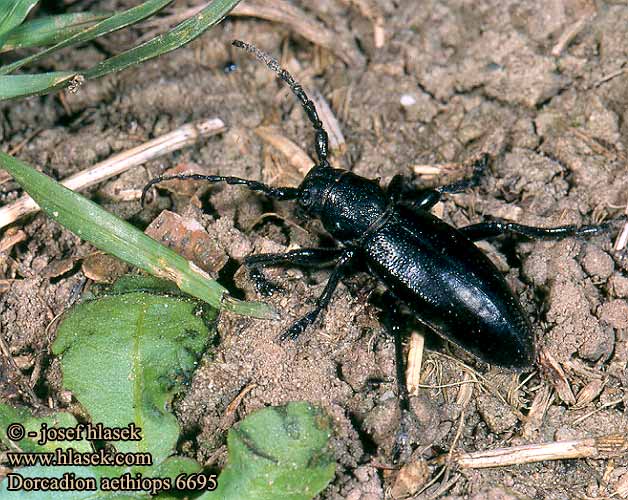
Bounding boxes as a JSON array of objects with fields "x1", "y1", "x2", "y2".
[
  {"x1": 296, "y1": 165, "x2": 343, "y2": 217},
  {"x1": 297, "y1": 165, "x2": 388, "y2": 242}
]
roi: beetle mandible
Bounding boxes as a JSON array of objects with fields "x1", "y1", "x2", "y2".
[{"x1": 141, "y1": 40, "x2": 605, "y2": 450}]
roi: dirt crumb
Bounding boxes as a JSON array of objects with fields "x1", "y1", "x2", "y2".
[
  {"x1": 581, "y1": 244, "x2": 614, "y2": 280},
  {"x1": 475, "y1": 393, "x2": 519, "y2": 435},
  {"x1": 468, "y1": 487, "x2": 531, "y2": 500},
  {"x1": 609, "y1": 274, "x2": 628, "y2": 298},
  {"x1": 598, "y1": 299, "x2": 628, "y2": 330}
]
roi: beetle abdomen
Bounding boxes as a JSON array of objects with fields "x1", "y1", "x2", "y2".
[{"x1": 363, "y1": 206, "x2": 535, "y2": 368}]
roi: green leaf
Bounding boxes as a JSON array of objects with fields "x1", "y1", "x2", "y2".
[
  {"x1": 204, "y1": 402, "x2": 335, "y2": 500},
  {"x1": 0, "y1": 403, "x2": 90, "y2": 453},
  {"x1": 51, "y1": 290, "x2": 216, "y2": 467},
  {"x1": 0, "y1": 71, "x2": 77, "y2": 100},
  {"x1": 0, "y1": 405, "x2": 202, "y2": 499},
  {"x1": 84, "y1": 0, "x2": 242, "y2": 80},
  {"x1": 0, "y1": 0, "x2": 39, "y2": 47},
  {"x1": 0, "y1": 0, "x2": 173, "y2": 75},
  {"x1": 0, "y1": 401, "x2": 335, "y2": 499},
  {"x1": 0, "y1": 151, "x2": 276, "y2": 319},
  {"x1": 150, "y1": 456, "x2": 202, "y2": 479},
  {"x1": 107, "y1": 275, "x2": 182, "y2": 296},
  {"x1": 0, "y1": 12, "x2": 111, "y2": 53}
]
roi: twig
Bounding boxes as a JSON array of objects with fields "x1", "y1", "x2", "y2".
[
  {"x1": 0, "y1": 118, "x2": 226, "y2": 230},
  {"x1": 451, "y1": 434, "x2": 628, "y2": 469},
  {"x1": 593, "y1": 66, "x2": 627, "y2": 88},
  {"x1": 8, "y1": 129, "x2": 44, "y2": 157},
  {"x1": 429, "y1": 352, "x2": 525, "y2": 420},
  {"x1": 219, "y1": 383, "x2": 257, "y2": 430},
  {"x1": 411, "y1": 160, "x2": 468, "y2": 177},
  {"x1": 571, "y1": 127, "x2": 622, "y2": 161},
  {"x1": 614, "y1": 223, "x2": 628, "y2": 251},
  {"x1": 412, "y1": 165, "x2": 445, "y2": 176}
]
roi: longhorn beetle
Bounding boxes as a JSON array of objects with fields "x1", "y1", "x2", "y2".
[{"x1": 142, "y1": 40, "x2": 607, "y2": 457}]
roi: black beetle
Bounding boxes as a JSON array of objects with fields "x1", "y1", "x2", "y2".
[{"x1": 141, "y1": 41, "x2": 605, "y2": 450}]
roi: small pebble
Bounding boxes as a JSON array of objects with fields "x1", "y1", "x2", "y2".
[{"x1": 400, "y1": 94, "x2": 417, "y2": 107}]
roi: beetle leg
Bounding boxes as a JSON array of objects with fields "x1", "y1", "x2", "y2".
[
  {"x1": 244, "y1": 248, "x2": 343, "y2": 296},
  {"x1": 140, "y1": 173, "x2": 299, "y2": 207},
  {"x1": 387, "y1": 175, "x2": 442, "y2": 210},
  {"x1": 380, "y1": 291, "x2": 413, "y2": 464},
  {"x1": 437, "y1": 152, "x2": 489, "y2": 194},
  {"x1": 281, "y1": 248, "x2": 356, "y2": 340},
  {"x1": 388, "y1": 154, "x2": 490, "y2": 210},
  {"x1": 459, "y1": 219, "x2": 608, "y2": 242}
]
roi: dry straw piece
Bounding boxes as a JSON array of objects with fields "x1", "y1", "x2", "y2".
[{"x1": 452, "y1": 434, "x2": 628, "y2": 469}]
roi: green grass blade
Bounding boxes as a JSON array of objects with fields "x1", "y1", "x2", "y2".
[
  {"x1": 83, "y1": 0, "x2": 241, "y2": 80},
  {"x1": 0, "y1": 151, "x2": 276, "y2": 319},
  {"x1": 0, "y1": 0, "x2": 172, "y2": 75},
  {"x1": 0, "y1": 12, "x2": 111, "y2": 53},
  {"x1": 0, "y1": 71, "x2": 77, "y2": 100},
  {"x1": 0, "y1": 0, "x2": 39, "y2": 46}
]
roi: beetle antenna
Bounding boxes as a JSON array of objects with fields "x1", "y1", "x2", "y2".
[
  {"x1": 233, "y1": 40, "x2": 329, "y2": 167},
  {"x1": 140, "y1": 173, "x2": 299, "y2": 207}
]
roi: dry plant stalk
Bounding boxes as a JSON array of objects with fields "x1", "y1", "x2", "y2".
[
  {"x1": 538, "y1": 349, "x2": 576, "y2": 405},
  {"x1": 412, "y1": 152, "x2": 493, "y2": 178},
  {"x1": 219, "y1": 383, "x2": 257, "y2": 430},
  {"x1": 613, "y1": 202, "x2": 628, "y2": 251},
  {"x1": 522, "y1": 384, "x2": 552, "y2": 439},
  {"x1": 255, "y1": 126, "x2": 314, "y2": 178},
  {"x1": 338, "y1": 0, "x2": 385, "y2": 48},
  {"x1": 0, "y1": 228, "x2": 26, "y2": 252},
  {"x1": 0, "y1": 118, "x2": 226, "y2": 229},
  {"x1": 455, "y1": 372, "x2": 476, "y2": 407},
  {"x1": 453, "y1": 434, "x2": 628, "y2": 469},
  {"x1": 146, "y1": 1, "x2": 365, "y2": 66},
  {"x1": 311, "y1": 91, "x2": 346, "y2": 153},
  {"x1": 231, "y1": 0, "x2": 364, "y2": 67},
  {"x1": 551, "y1": 16, "x2": 594, "y2": 56},
  {"x1": 412, "y1": 165, "x2": 445, "y2": 176},
  {"x1": 406, "y1": 330, "x2": 425, "y2": 394}
]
